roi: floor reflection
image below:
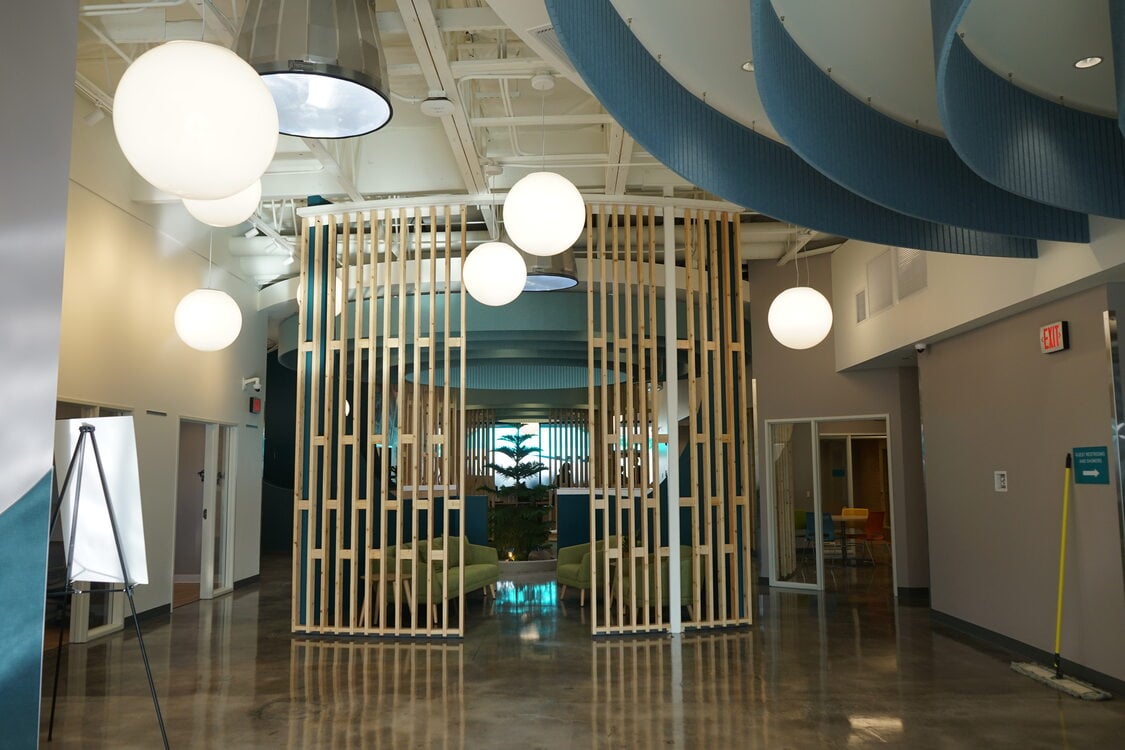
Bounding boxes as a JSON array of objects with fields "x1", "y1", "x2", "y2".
[{"x1": 40, "y1": 555, "x2": 1125, "y2": 749}]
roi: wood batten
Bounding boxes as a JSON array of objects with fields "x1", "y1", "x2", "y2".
[{"x1": 294, "y1": 203, "x2": 467, "y2": 637}]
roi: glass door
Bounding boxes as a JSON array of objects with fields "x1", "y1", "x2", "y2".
[
  {"x1": 766, "y1": 420, "x2": 823, "y2": 589},
  {"x1": 200, "y1": 424, "x2": 235, "y2": 599}
]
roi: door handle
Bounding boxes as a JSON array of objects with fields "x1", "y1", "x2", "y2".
[{"x1": 203, "y1": 508, "x2": 208, "y2": 520}]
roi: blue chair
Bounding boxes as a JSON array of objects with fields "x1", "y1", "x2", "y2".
[{"x1": 804, "y1": 512, "x2": 840, "y2": 560}]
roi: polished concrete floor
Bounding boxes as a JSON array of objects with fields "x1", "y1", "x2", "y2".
[{"x1": 41, "y1": 555, "x2": 1123, "y2": 749}]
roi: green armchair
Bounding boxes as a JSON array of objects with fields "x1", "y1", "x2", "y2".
[
  {"x1": 622, "y1": 545, "x2": 695, "y2": 621},
  {"x1": 416, "y1": 536, "x2": 500, "y2": 623},
  {"x1": 556, "y1": 536, "x2": 619, "y2": 606}
]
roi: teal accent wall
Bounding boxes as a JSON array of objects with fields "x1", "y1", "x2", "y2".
[{"x1": 0, "y1": 473, "x2": 53, "y2": 748}]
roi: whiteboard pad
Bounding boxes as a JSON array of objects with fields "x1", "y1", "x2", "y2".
[{"x1": 54, "y1": 416, "x2": 148, "y2": 585}]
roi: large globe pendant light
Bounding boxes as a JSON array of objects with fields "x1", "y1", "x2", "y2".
[
  {"x1": 174, "y1": 288, "x2": 243, "y2": 351},
  {"x1": 767, "y1": 286, "x2": 833, "y2": 350},
  {"x1": 502, "y1": 171, "x2": 586, "y2": 257},
  {"x1": 462, "y1": 241, "x2": 527, "y2": 306},
  {"x1": 113, "y1": 40, "x2": 279, "y2": 199},
  {"x1": 183, "y1": 180, "x2": 262, "y2": 227}
]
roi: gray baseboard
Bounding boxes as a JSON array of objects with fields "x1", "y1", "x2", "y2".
[
  {"x1": 930, "y1": 609, "x2": 1122, "y2": 696},
  {"x1": 235, "y1": 574, "x2": 260, "y2": 589},
  {"x1": 896, "y1": 586, "x2": 930, "y2": 605}
]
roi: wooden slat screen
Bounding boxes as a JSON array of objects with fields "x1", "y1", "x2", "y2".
[
  {"x1": 587, "y1": 205, "x2": 752, "y2": 635},
  {"x1": 293, "y1": 205, "x2": 467, "y2": 637}
]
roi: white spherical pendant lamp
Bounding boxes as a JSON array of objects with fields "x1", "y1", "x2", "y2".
[
  {"x1": 502, "y1": 171, "x2": 585, "y2": 257},
  {"x1": 462, "y1": 241, "x2": 527, "y2": 306},
  {"x1": 174, "y1": 288, "x2": 243, "y2": 351},
  {"x1": 113, "y1": 41, "x2": 279, "y2": 199},
  {"x1": 767, "y1": 286, "x2": 833, "y2": 350},
  {"x1": 183, "y1": 180, "x2": 262, "y2": 227}
]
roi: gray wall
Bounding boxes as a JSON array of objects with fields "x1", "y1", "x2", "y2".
[
  {"x1": 0, "y1": 3, "x2": 78, "y2": 745},
  {"x1": 920, "y1": 285, "x2": 1125, "y2": 681},
  {"x1": 749, "y1": 255, "x2": 929, "y2": 588}
]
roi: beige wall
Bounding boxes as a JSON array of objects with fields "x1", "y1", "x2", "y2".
[
  {"x1": 750, "y1": 255, "x2": 929, "y2": 588},
  {"x1": 58, "y1": 95, "x2": 266, "y2": 614},
  {"x1": 920, "y1": 285, "x2": 1125, "y2": 681}
]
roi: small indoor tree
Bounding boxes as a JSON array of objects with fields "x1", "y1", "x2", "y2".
[{"x1": 481, "y1": 427, "x2": 552, "y2": 560}]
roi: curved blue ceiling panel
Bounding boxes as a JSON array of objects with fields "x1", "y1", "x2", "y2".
[
  {"x1": 544, "y1": 0, "x2": 1037, "y2": 257},
  {"x1": 933, "y1": 0, "x2": 1125, "y2": 219},
  {"x1": 1109, "y1": 0, "x2": 1125, "y2": 140},
  {"x1": 751, "y1": 0, "x2": 1086, "y2": 242}
]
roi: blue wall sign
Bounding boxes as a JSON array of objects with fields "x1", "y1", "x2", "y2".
[{"x1": 1073, "y1": 446, "x2": 1110, "y2": 485}]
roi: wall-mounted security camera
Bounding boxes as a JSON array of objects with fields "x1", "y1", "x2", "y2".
[
  {"x1": 242, "y1": 376, "x2": 262, "y2": 392},
  {"x1": 914, "y1": 342, "x2": 927, "y2": 354}
]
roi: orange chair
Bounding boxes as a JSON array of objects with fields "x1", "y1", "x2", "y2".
[{"x1": 860, "y1": 510, "x2": 888, "y2": 563}]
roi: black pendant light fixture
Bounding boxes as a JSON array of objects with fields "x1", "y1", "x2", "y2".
[{"x1": 237, "y1": 0, "x2": 392, "y2": 139}]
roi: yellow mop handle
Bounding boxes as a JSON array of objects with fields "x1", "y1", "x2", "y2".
[{"x1": 1052, "y1": 453, "x2": 1072, "y2": 677}]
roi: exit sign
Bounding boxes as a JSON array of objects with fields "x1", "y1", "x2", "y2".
[{"x1": 1040, "y1": 321, "x2": 1069, "y2": 354}]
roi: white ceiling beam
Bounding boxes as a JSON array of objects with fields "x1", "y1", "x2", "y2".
[
  {"x1": 389, "y1": 57, "x2": 550, "y2": 80},
  {"x1": 250, "y1": 213, "x2": 296, "y2": 256},
  {"x1": 605, "y1": 124, "x2": 633, "y2": 195},
  {"x1": 469, "y1": 114, "x2": 613, "y2": 128},
  {"x1": 776, "y1": 228, "x2": 815, "y2": 266},
  {"x1": 190, "y1": 1, "x2": 236, "y2": 46},
  {"x1": 300, "y1": 138, "x2": 364, "y2": 203},
  {"x1": 377, "y1": 8, "x2": 506, "y2": 35},
  {"x1": 395, "y1": 0, "x2": 487, "y2": 195}
]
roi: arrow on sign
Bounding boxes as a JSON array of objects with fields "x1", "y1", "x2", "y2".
[{"x1": 1082, "y1": 470, "x2": 1101, "y2": 477}]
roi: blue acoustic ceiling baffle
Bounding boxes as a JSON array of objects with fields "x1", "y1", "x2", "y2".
[
  {"x1": 1112, "y1": 0, "x2": 1125, "y2": 140},
  {"x1": 933, "y1": 0, "x2": 1125, "y2": 219},
  {"x1": 544, "y1": 0, "x2": 1040, "y2": 257},
  {"x1": 751, "y1": 0, "x2": 1087, "y2": 242}
]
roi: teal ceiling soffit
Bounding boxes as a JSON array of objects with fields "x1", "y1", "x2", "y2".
[
  {"x1": 544, "y1": 0, "x2": 1036, "y2": 257},
  {"x1": 751, "y1": 0, "x2": 1087, "y2": 243},
  {"x1": 933, "y1": 0, "x2": 1125, "y2": 219},
  {"x1": 1113, "y1": 0, "x2": 1125, "y2": 140}
]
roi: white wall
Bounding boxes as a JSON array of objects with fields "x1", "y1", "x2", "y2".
[
  {"x1": 831, "y1": 217, "x2": 1125, "y2": 370},
  {"x1": 58, "y1": 94, "x2": 266, "y2": 614}
]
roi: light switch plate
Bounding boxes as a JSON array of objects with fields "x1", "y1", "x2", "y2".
[{"x1": 994, "y1": 470, "x2": 1008, "y2": 492}]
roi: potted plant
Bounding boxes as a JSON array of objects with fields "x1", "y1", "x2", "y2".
[{"x1": 481, "y1": 427, "x2": 553, "y2": 560}]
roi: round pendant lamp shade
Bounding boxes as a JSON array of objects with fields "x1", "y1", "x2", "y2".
[
  {"x1": 502, "y1": 171, "x2": 586, "y2": 257},
  {"x1": 237, "y1": 0, "x2": 393, "y2": 138},
  {"x1": 113, "y1": 41, "x2": 279, "y2": 199},
  {"x1": 183, "y1": 180, "x2": 262, "y2": 227},
  {"x1": 524, "y1": 247, "x2": 578, "y2": 291},
  {"x1": 462, "y1": 241, "x2": 527, "y2": 306},
  {"x1": 174, "y1": 288, "x2": 243, "y2": 351},
  {"x1": 767, "y1": 286, "x2": 833, "y2": 349}
]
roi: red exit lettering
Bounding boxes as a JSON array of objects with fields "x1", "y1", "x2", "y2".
[{"x1": 1040, "y1": 321, "x2": 1069, "y2": 354}]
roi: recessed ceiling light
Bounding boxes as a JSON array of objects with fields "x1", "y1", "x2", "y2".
[
  {"x1": 1074, "y1": 55, "x2": 1103, "y2": 69},
  {"x1": 741, "y1": 60, "x2": 755, "y2": 72}
]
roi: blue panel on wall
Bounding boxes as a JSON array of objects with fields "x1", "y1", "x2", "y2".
[
  {"x1": 0, "y1": 473, "x2": 52, "y2": 749},
  {"x1": 545, "y1": 0, "x2": 1037, "y2": 257},
  {"x1": 1112, "y1": 0, "x2": 1125, "y2": 140},
  {"x1": 933, "y1": 0, "x2": 1125, "y2": 219},
  {"x1": 751, "y1": 0, "x2": 1087, "y2": 241}
]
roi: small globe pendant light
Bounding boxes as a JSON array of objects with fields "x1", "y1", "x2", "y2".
[
  {"x1": 503, "y1": 171, "x2": 586, "y2": 257},
  {"x1": 462, "y1": 241, "x2": 527, "y2": 306},
  {"x1": 183, "y1": 180, "x2": 262, "y2": 228},
  {"x1": 767, "y1": 286, "x2": 833, "y2": 350},
  {"x1": 174, "y1": 235, "x2": 244, "y2": 352}
]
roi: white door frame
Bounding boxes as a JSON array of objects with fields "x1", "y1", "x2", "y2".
[
  {"x1": 175, "y1": 419, "x2": 237, "y2": 602},
  {"x1": 764, "y1": 414, "x2": 897, "y2": 592}
]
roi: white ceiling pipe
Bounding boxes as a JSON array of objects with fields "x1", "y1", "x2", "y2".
[{"x1": 82, "y1": 0, "x2": 187, "y2": 15}]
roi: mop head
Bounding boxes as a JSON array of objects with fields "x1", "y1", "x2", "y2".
[{"x1": 1011, "y1": 662, "x2": 1112, "y2": 701}]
